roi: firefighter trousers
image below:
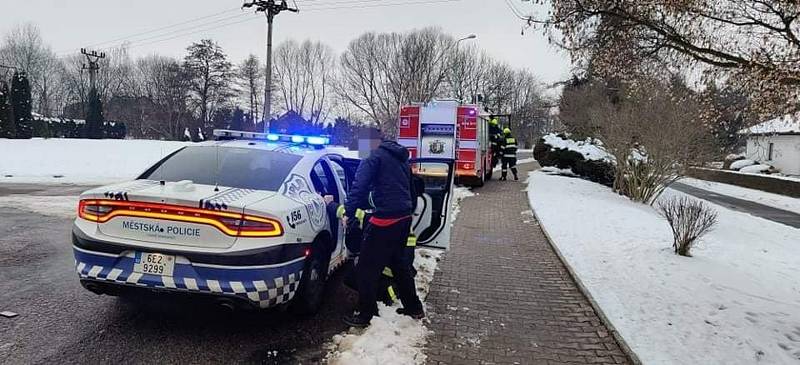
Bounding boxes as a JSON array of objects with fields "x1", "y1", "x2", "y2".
[
  {"x1": 501, "y1": 157, "x2": 518, "y2": 179},
  {"x1": 357, "y1": 217, "x2": 422, "y2": 319}
]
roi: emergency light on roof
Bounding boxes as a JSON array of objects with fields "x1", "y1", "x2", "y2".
[{"x1": 212, "y1": 129, "x2": 331, "y2": 147}]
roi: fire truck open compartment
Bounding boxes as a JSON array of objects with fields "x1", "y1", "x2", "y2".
[{"x1": 398, "y1": 100, "x2": 494, "y2": 187}]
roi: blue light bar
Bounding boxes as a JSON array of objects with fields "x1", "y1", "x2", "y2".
[
  {"x1": 266, "y1": 134, "x2": 280, "y2": 141},
  {"x1": 306, "y1": 136, "x2": 330, "y2": 145},
  {"x1": 291, "y1": 136, "x2": 306, "y2": 143}
]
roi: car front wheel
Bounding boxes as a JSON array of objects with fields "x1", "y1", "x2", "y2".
[{"x1": 291, "y1": 248, "x2": 330, "y2": 315}]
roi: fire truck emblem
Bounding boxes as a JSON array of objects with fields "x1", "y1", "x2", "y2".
[{"x1": 429, "y1": 140, "x2": 445, "y2": 154}]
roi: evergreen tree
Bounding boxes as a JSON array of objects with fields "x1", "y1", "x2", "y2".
[
  {"x1": 85, "y1": 87, "x2": 104, "y2": 139},
  {"x1": 0, "y1": 81, "x2": 14, "y2": 138},
  {"x1": 10, "y1": 72, "x2": 33, "y2": 139},
  {"x1": 230, "y1": 108, "x2": 245, "y2": 131}
]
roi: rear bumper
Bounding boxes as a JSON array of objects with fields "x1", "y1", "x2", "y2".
[{"x1": 73, "y1": 246, "x2": 307, "y2": 308}]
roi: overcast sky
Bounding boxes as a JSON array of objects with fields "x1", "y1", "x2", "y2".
[{"x1": 0, "y1": 0, "x2": 573, "y2": 85}]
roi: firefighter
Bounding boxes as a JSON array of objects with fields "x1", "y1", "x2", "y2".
[
  {"x1": 488, "y1": 117, "x2": 503, "y2": 168},
  {"x1": 500, "y1": 128, "x2": 519, "y2": 181}
]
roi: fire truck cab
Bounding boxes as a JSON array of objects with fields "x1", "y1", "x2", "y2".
[{"x1": 398, "y1": 100, "x2": 493, "y2": 187}]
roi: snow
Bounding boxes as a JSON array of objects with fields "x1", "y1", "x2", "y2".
[
  {"x1": 538, "y1": 166, "x2": 578, "y2": 177},
  {"x1": 0, "y1": 194, "x2": 77, "y2": 218},
  {"x1": 528, "y1": 171, "x2": 800, "y2": 364},
  {"x1": 325, "y1": 180, "x2": 475, "y2": 364},
  {"x1": 741, "y1": 112, "x2": 800, "y2": 135},
  {"x1": 542, "y1": 133, "x2": 614, "y2": 162},
  {"x1": 0, "y1": 138, "x2": 191, "y2": 184},
  {"x1": 729, "y1": 159, "x2": 756, "y2": 170},
  {"x1": 0, "y1": 138, "x2": 360, "y2": 184},
  {"x1": 325, "y1": 249, "x2": 442, "y2": 365},
  {"x1": 679, "y1": 178, "x2": 800, "y2": 215},
  {"x1": 739, "y1": 164, "x2": 772, "y2": 173}
]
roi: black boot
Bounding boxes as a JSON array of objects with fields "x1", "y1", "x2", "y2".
[
  {"x1": 396, "y1": 307, "x2": 426, "y2": 319},
  {"x1": 342, "y1": 311, "x2": 372, "y2": 328}
]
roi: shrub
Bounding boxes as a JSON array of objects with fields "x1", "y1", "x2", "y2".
[
  {"x1": 574, "y1": 159, "x2": 615, "y2": 186},
  {"x1": 534, "y1": 136, "x2": 616, "y2": 186},
  {"x1": 658, "y1": 196, "x2": 718, "y2": 257}
]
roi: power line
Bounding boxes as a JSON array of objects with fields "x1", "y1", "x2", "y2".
[
  {"x1": 503, "y1": 0, "x2": 529, "y2": 20},
  {"x1": 58, "y1": 0, "x2": 464, "y2": 56},
  {"x1": 111, "y1": 13, "x2": 251, "y2": 49},
  {"x1": 56, "y1": 7, "x2": 243, "y2": 55},
  {"x1": 85, "y1": 7, "x2": 243, "y2": 48},
  {"x1": 302, "y1": 0, "x2": 462, "y2": 11},
  {"x1": 127, "y1": 16, "x2": 261, "y2": 49}
]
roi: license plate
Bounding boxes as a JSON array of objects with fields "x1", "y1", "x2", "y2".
[{"x1": 134, "y1": 252, "x2": 175, "y2": 276}]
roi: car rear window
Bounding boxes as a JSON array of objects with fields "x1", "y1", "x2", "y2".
[{"x1": 139, "y1": 146, "x2": 302, "y2": 191}]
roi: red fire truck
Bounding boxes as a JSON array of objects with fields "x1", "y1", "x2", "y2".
[{"x1": 398, "y1": 99, "x2": 493, "y2": 186}]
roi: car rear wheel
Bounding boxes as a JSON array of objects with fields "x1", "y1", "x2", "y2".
[{"x1": 291, "y1": 244, "x2": 330, "y2": 315}]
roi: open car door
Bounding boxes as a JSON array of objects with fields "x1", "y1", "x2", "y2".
[{"x1": 410, "y1": 158, "x2": 456, "y2": 250}]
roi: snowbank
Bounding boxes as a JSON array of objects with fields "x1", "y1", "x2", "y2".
[
  {"x1": 325, "y1": 249, "x2": 442, "y2": 365},
  {"x1": 0, "y1": 138, "x2": 192, "y2": 184},
  {"x1": 739, "y1": 164, "x2": 772, "y2": 174},
  {"x1": 542, "y1": 133, "x2": 613, "y2": 162},
  {"x1": 450, "y1": 187, "x2": 475, "y2": 223},
  {"x1": 729, "y1": 159, "x2": 756, "y2": 170},
  {"x1": 679, "y1": 178, "x2": 800, "y2": 215},
  {"x1": 528, "y1": 171, "x2": 800, "y2": 364}
]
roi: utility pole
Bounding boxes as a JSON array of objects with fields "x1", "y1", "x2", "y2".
[
  {"x1": 80, "y1": 48, "x2": 105, "y2": 91},
  {"x1": 242, "y1": 0, "x2": 298, "y2": 134}
]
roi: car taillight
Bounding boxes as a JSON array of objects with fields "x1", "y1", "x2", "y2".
[
  {"x1": 78, "y1": 200, "x2": 113, "y2": 221},
  {"x1": 77, "y1": 199, "x2": 283, "y2": 237}
]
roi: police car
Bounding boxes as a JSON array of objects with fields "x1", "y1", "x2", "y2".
[{"x1": 72, "y1": 130, "x2": 456, "y2": 312}]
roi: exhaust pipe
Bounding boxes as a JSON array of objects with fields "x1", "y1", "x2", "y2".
[
  {"x1": 216, "y1": 298, "x2": 236, "y2": 312},
  {"x1": 84, "y1": 282, "x2": 104, "y2": 295}
]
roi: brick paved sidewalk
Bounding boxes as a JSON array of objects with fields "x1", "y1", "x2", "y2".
[{"x1": 424, "y1": 163, "x2": 631, "y2": 365}]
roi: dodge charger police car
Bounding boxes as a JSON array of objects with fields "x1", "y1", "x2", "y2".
[{"x1": 72, "y1": 130, "x2": 455, "y2": 312}]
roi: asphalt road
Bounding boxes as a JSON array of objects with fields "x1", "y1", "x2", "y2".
[
  {"x1": 0, "y1": 184, "x2": 357, "y2": 365},
  {"x1": 671, "y1": 182, "x2": 800, "y2": 229}
]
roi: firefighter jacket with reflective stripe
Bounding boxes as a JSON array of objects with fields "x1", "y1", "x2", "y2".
[{"x1": 502, "y1": 136, "x2": 518, "y2": 158}]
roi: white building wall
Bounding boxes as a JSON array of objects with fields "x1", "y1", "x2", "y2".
[{"x1": 746, "y1": 135, "x2": 800, "y2": 175}]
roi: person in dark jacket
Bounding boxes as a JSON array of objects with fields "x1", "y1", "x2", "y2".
[
  {"x1": 500, "y1": 128, "x2": 519, "y2": 181},
  {"x1": 488, "y1": 117, "x2": 503, "y2": 168},
  {"x1": 342, "y1": 139, "x2": 424, "y2": 328}
]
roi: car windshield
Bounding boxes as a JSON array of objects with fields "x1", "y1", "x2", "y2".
[{"x1": 139, "y1": 146, "x2": 302, "y2": 191}]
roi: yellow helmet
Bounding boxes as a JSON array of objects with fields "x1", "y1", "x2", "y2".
[
  {"x1": 490, "y1": 118, "x2": 499, "y2": 125},
  {"x1": 503, "y1": 128, "x2": 511, "y2": 135}
]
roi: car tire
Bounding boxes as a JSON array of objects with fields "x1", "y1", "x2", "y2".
[{"x1": 291, "y1": 245, "x2": 330, "y2": 315}]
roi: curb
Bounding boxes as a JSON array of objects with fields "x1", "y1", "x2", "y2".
[{"x1": 526, "y1": 173, "x2": 644, "y2": 365}]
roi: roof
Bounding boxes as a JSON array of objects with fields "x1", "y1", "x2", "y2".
[{"x1": 740, "y1": 112, "x2": 800, "y2": 136}]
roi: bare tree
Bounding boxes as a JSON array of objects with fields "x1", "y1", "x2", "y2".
[
  {"x1": 273, "y1": 40, "x2": 336, "y2": 124},
  {"x1": 594, "y1": 79, "x2": 715, "y2": 204},
  {"x1": 136, "y1": 56, "x2": 192, "y2": 140},
  {"x1": 0, "y1": 23, "x2": 64, "y2": 116},
  {"x1": 532, "y1": 0, "x2": 800, "y2": 116},
  {"x1": 337, "y1": 28, "x2": 455, "y2": 137},
  {"x1": 237, "y1": 54, "x2": 263, "y2": 127}
]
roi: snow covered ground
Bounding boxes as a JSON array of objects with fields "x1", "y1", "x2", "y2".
[
  {"x1": 325, "y1": 249, "x2": 442, "y2": 365},
  {"x1": 679, "y1": 177, "x2": 800, "y2": 215},
  {"x1": 528, "y1": 171, "x2": 800, "y2": 364},
  {"x1": 0, "y1": 138, "x2": 359, "y2": 185},
  {"x1": 0, "y1": 194, "x2": 77, "y2": 218},
  {"x1": 0, "y1": 138, "x2": 192, "y2": 184}
]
